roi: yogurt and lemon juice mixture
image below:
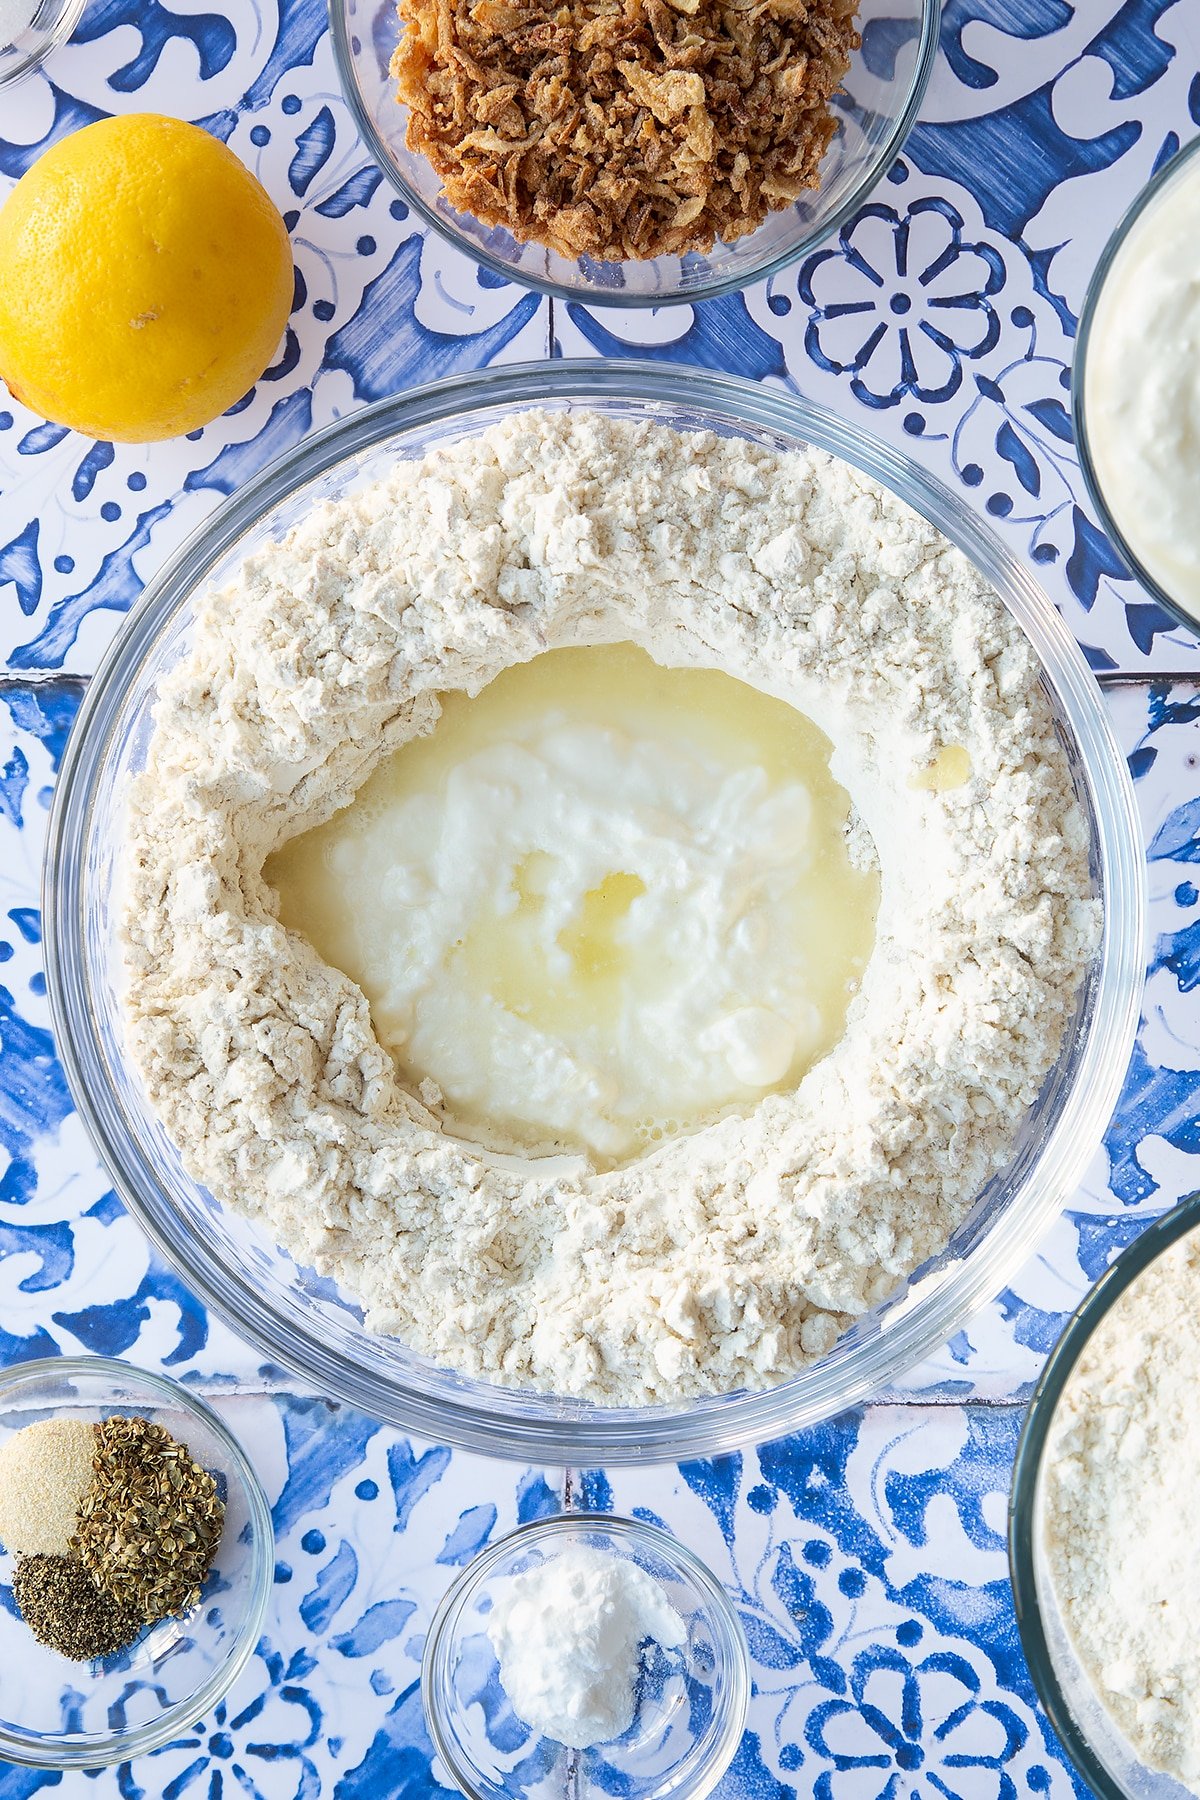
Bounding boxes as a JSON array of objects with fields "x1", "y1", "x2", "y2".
[
  {"x1": 1084, "y1": 147, "x2": 1200, "y2": 616},
  {"x1": 268, "y1": 642, "x2": 877, "y2": 1165}
]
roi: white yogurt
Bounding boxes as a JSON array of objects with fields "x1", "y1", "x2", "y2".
[
  {"x1": 269, "y1": 643, "x2": 877, "y2": 1164},
  {"x1": 1084, "y1": 149, "x2": 1200, "y2": 617},
  {"x1": 485, "y1": 1545, "x2": 686, "y2": 1749}
]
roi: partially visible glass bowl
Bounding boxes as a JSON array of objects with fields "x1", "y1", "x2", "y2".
[
  {"x1": 0, "y1": 0, "x2": 84, "y2": 88},
  {"x1": 0, "y1": 1357, "x2": 273, "y2": 1769},
  {"x1": 1073, "y1": 134, "x2": 1200, "y2": 638},
  {"x1": 329, "y1": 0, "x2": 940, "y2": 305},
  {"x1": 422, "y1": 1514, "x2": 750, "y2": 1800},
  {"x1": 1009, "y1": 1196, "x2": 1200, "y2": 1800},
  {"x1": 43, "y1": 360, "x2": 1144, "y2": 1464}
]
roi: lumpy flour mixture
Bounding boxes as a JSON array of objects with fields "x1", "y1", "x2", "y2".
[
  {"x1": 121, "y1": 411, "x2": 1097, "y2": 1403},
  {"x1": 1042, "y1": 1231, "x2": 1200, "y2": 1791}
]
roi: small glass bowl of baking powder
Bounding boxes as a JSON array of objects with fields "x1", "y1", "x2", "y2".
[
  {"x1": 0, "y1": 0, "x2": 85, "y2": 89},
  {"x1": 423, "y1": 1514, "x2": 750, "y2": 1800},
  {"x1": 0, "y1": 1357, "x2": 273, "y2": 1769},
  {"x1": 1009, "y1": 1193, "x2": 1200, "y2": 1800}
]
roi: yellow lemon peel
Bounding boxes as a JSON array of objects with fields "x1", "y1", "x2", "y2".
[{"x1": 0, "y1": 114, "x2": 293, "y2": 442}]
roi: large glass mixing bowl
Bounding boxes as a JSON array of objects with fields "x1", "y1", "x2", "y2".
[{"x1": 43, "y1": 362, "x2": 1144, "y2": 1463}]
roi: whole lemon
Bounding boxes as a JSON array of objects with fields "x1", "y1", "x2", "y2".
[{"x1": 0, "y1": 114, "x2": 293, "y2": 443}]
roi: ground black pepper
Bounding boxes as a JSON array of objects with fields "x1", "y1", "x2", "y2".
[{"x1": 12, "y1": 1553, "x2": 140, "y2": 1662}]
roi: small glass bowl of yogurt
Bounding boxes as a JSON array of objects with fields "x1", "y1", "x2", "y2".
[
  {"x1": 0, "y1": 0, "x2": 85, "y2": 88},
  {"x1": 1009, "y1": 1193, "x2": 1200, "y2": 1800},
  {"x1": 1073, "y1": 133, "x2": 1200, "y2": 637},
  {"x1": 422, "y1": 1513, "x2": 750, "y2": 1800}
]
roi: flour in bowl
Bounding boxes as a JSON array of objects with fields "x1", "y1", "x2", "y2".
[
  {"x1": 120, "y1": 410, "x2": 1098, "y2": 1404},
  {"x1": 1042, "y1": 1229, "x2": 1200, "y2": 1791}
]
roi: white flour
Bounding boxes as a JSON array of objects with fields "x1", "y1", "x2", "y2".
[
  {"x1": 121, "y1": 410, "x2": 1098, "y2": 1404},
  {"x1": 1042, "y1": 1230, "x2": 1200, "y2": 1790},
  {"x1": 486, "y1": 1545, "x2": 686, "y2": 1747}
]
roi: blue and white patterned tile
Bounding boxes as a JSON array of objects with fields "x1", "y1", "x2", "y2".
[
  {"x1": 553, "y1": 155, "x2": 1166, "y2": 677},
  {"x1": 3, "y1": 4, "x2": 1199, "y2": 673},
  {"x1": 0, "y1": 14, "x2": 549, "y2": 676},
  {"x1": 575, "y1": 1414, "x2": 1080, "y2": 1800},
  {"x1": 554, "y1": 0, "x2": 1200, "y2": 673},
  {"x1": 4, "y1": 1, "x2": 1200, "y2": 1793},
  {"x1": 0, "y1": 679, "x2": 279, "y2": 1384}
]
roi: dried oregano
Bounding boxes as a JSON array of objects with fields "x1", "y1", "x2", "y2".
[{"x1": 72, "y1": 1415, "x2": 224, "y2": 1622}]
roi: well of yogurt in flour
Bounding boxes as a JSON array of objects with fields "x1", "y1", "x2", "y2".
[
  {"x1": 1083, "y1": 146, "x2": 1200, "y2": 618},
  {"x1": 267, "y1": 640, "x2": 878, "y2": 1164},
  {"x1": 485, "y1": 1544, "x2": 686, "y2": 1749}
]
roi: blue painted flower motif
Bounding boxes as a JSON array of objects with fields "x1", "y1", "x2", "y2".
[
  {"x1": 116, "y1": 1643, "x2": 322, "y2": 1800},
  {"x1": 806, "y1": 1645, "x2": 1026, "y2": 1800},
  {"x1": 799, "y1": 199, "x2": 1005, "y2": 409}
]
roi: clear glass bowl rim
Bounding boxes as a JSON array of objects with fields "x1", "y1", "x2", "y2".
[
  {"x1": 42, "y1": 358, "x2": 1146, "y2": 1463},
  {"x1": 1072, "y1": 131, "x2": 1200, "y2": 639},
  {"x1": 0, "y1": 1354, "x2": 274, "y2": 1770},
  {"x1": 1007, "y1": 1192, "x2": 1200, "y2": 1800},
  {"x1": 420, "y1": 1511, "x2": 751, "y2": 1800},
  {"x1": 0, "y1": 0, "x2": 87, "y2": 89},
  {"x1": 325, "y1": 0, "x2": 942, "y2": 307}
]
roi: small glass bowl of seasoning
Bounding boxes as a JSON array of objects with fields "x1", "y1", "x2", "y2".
[
  {"x1": 0, "y1": 0, "x2": 85, "y2": 89},
  {"x1": 0, "y1": 1356, "x2": 272, "y2": 1768},
  {"x1": 423, "y1": 1513, "x2": 750, "y2": 1800}
]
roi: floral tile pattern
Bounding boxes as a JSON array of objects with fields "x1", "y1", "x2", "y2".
[
  {"x1": 3, "y1": 0, "x2": 1200, "y2": 1795},
  {"x1": 95, "y1": 1395, "x2": 562, "y2": 1800},
  {"x1": 1, "y1": 4, "x2": 1199, "y2": 672},
  {"x1": 577, "y1": 1415, "x2": 1080, "y2": 1800}
]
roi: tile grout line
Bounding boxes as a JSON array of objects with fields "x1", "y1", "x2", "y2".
[
  {"x1": 1095, "y1": 669, "x2": 1200, "y2": 685},
  {"x1": 56, "y1": 1382, "x2": 1036, "y2": 1412},
  {"x1": 0, "y1": 672, "x2": 88, "y2": 690},
  {"x1": 4, "y1": 669, "x2": 1200, "y2": 694}
]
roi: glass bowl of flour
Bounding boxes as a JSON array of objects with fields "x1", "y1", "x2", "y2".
[
  {"x1": 422, "y1": 1514, "x2": 749, "y2": 1800},
  {"x1": 1010, "y1": 1195, "x2": 1200, "y2": 1800},
  {"x1": 42, "y1": 360, "x2": 1144, "y2": 1462}
]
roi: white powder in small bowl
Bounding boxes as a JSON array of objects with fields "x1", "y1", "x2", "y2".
[
  {"x1": 486, "y1": 1544, "x2": 686, "y2": 1748},
  {"x1": 0, "y1": 1416, "x2": 96, "y2": 1556},
  {"x1": 1042, "y1": 1228, "x2": 1200, "y2": 1791}
]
